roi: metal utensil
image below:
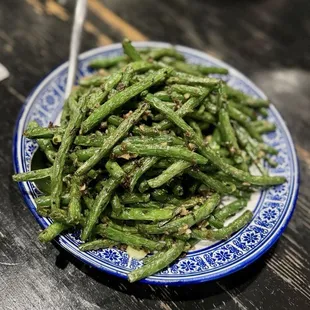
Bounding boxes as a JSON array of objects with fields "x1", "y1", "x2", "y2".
[{"x1": 64, "y1": 0, "x2": 88, "y2": 99}]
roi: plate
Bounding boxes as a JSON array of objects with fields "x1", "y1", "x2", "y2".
[{"x1": 13, "y1": 42, "x2": 299, "y2": 285}]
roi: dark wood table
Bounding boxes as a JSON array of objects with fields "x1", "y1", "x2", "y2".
[{"x1": 1, "y1": 0, "x2": 309, "y2": 309}]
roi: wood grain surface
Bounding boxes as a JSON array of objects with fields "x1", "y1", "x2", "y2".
[{"x1": 0, "y1": 0, "x2": 309, "y2": 309}]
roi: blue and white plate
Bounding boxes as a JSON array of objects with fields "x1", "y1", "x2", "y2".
[{"x1": 13, "y1": 42, "x2": 299, "y2": 285}]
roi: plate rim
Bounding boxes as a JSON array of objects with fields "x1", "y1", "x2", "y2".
[{"x1": 12, "y1": 42, "x2": 300, "y2": 285}]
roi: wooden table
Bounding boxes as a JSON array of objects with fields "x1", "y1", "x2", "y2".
[{"x1": 1, "y1": 1, "x2": 309, "y2": 309}]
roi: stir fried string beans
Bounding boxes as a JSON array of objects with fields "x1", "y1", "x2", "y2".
[
  {"x1": 81, "y1": 68, "x2": 173, "y2": 134},
  {"x1": 76, "y1": 103, "x2": 148, "y2": 175},
  {"x1": 13, "y1": 38, "x2": 286, "y2": 282}
]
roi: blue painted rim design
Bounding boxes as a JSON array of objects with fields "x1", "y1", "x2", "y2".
[{"x1": 12, "y1": 42, "x2": 299, "y2": 285}]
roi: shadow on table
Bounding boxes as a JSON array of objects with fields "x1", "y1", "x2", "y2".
[{"x1": 54, "y1": 241, "x2": 277, "y2": 303}]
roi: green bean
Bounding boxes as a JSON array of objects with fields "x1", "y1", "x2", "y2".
[
  {"x1": 173, "y1": 194, "x2": 208, "y2": 211},
  {"x1": 124, "y1": 135, "x2": 185, "y2": 146},
  {"x1": 79, "y1": 239, "x2": 118, "y2": 251},
  {"x1": 156, "y1": 92, "x2": 210, "y2": 130},
  {"x1": 245, "y1": 144, "x2": 267, "y2": 175},
  {"x1": 233, "y1": 122, "x2": 248, "y2": 147},
  {"x1": 138, "y1": 180, "x2": 149, "y2": 193},
  {"x1": 197, "y1": 103, "x2": 206, "y2": 114},
  {"x1": 142, "y1": 250, "x2": 168, "y2": 265},
  {"x1": 84, "y1": 88, "x2": 105, "y2": 110},
  {"x1": 106, "y1": 124, "x2": 117, "y2": 134},
  {"x1": 13, "y1": 167, "x2": 51, "y2": 182},
  {"x1": 219, "y1": 108, "x2": 239, "y2": 152},
  {"x1": 108, "y1": 221, "x2": 139, "y2": 234},
  {"x1": 49, "y1": 209, "x2": 69, "y2": 224},
  {"x1": 208, "y1": 216, "x2": 224, "y2": 229},
  {"x1": 67, "y1": 176, "x2": 83, "y2": 225},
  {"x1": 266, "y1": 157, "x2": 278, "y2": 168},
  {"x1": 61, "y1": 96, "x2": 74, "y2": 126},
  {"x1": 38, "y1": 222, "x2": 69, "y2": 243},
  {"x1": 167, "y1": 72, "x2": 219, "y2": 87},
  {"x1": 233, "y1": 126, "x2": 267, "y2": 173},
  {"x1": 234, "y1": 123, "x2": 278, "y2": 155},
  {"x1": 138, "y1": 193, "x2": 220, "y2": 234},
  {"x1": 148, "y1": 48, "x2": 185, "y2": 61},
  {"x1": 111, "y1": 194, "x2": 123, "y2": 216},
  {"x1": 52, "y1": 134, "x2": 62, "y2": 144},
  {"x1": 71, "y1": 147, "x2": 98, "y2": 162},
  {"x1": 96, "y1": 72, "x2": 123, "y2": 106},
  {"x1": 192, "y1": 210, "x2": 253, "y2": 240},
  {"x1": 224, "y1": 85, "x2": 269, "y2": 108},
  {"x1": 111, "y1": 206, "x2": 178, "y2": 221},
  {"x1": 128, "y1": 240, "x2": 185, "y2": 282},
  {"x1": 172, "y1": 60, "x2": 229, "y2": 76},
  {"x1": 37, "y1": 205, "x2": 51, "y2": 217},
  {"x1": 227, "y1": 105, "x2": 262, "y2": 142},
  {"x1": 121, "y1": 60, "x2": 161, "y2": 88},
  {"x1": 255, "y1": 122, "x2": 276, "y2": 134},
  {"x1": 187, "y1": 169, "x2": 236, "y2": 194},
  {"x1": 89, "y1": 55, "x2": 127, "y2": 69},
  {"x1": 96, "y1": 224, "x2": 165, "y2": 251},
  {"x1": 81, "y1": 68, "x2": 172, "y2": 134},
  {"x1": 74, "y1": 134, "x2": 106, "y2": 147},
  {"x1": 113, "y1": 143, "x2": 208, "y2": 165},
  {"x1": 105, "y1": 160, "x2": 125, "y2": 179},
  {"x1": 128, "y1": 201, "x2": 163, "y2": 209},
  {"x1": 151, "y1": 189, "x2": 169, "y2": 202},
  {"x1": 79, "y1": 75, "x2": 107, "y2": 87},
  {"x1": 218, "y1": 108, "x2": 243, "y2": 164},
  {"x1": 211, "y1": 127, "x2": 222, "y2": 144},
  {"x1": 155, "y1": 159, "x2": 174, "y2": 169},
  {"x1": 170, "y1": 91, "x2": 186, "y2": 103},
  {"x1": 122, "y1": 38, "x2": 142, "y2": 61},
  {"x1": 108, "y1": 115, "x2": 167, "y2": 137},
  {"x1": 233, "y1": 190, "x2": 253, "y2": 199},
  {"x1": 35, "y1": 194, "x2": 69, "y2": 207},
  {"x1": 148, "y1": 160, "x2": 191, "y2": 188},
  {"x1": 170, "y1": 60, "x2": 202, "y2": 76},
  {"x1": 60, "y1": 87, "x2": 84, "y2": 125},
  {"x1": 108, "y1": 88, "x2": 119, "y2": 98},
  {"x1": 187, "y1": 111, "x2": 216, "y2": 124},
  {"x1": 201, "y1": 145, "x2": 286, "y2": 186},
  {"x1": 213, "y1": 199, "x2": 248, "y2": 221},
  {"x1": 126, "y1": 157, "x2": 158, "y2": 191},
  {"x1": 51, "y1": 94, "x2": 88, "y2": 210},
  {"x1": 121, "y1": 160, "x2": 138, "y2": 174},
  {"x1": 24, "y1": 126, "x2": 63, "y2": 139},
  {"x1": 76, "y1": 103, "x2": 148, "y2": 175},
  {"x1": 83, "y1": 196, "x2": 94, "y2": 210},
  {"x1": 81, "y1": 162, "x2": 125, "y2": 241},
  {"x1": 27, "y1": 122, "x2": 56, "y2": 163},
  {"x1": 259, "y1": 107, "x2": 269, "y2": 117},
  {"x1": 121, "y1": 193, "x2": 150, "y2": 204},
  {"x1": 145, "y1": 94, "x2": 200, "y2": 142},
  {"x1": 229, "y1": 101, "x2": 257, "y2": 120},
  {"x1": 189, "y1": 120, "x2": 203, "y2": 141},
  {"x1": 154, "y1": 91, "x2": 172, "y2": 101},
  {"x1": 170, "y1": 84, "x2": 206, "y2": 96},
  {"x1": 211, "y1": 85, "x2": 224, "y2": 113}
]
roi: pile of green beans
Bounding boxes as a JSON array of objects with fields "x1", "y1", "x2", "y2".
[{"x1": 13, "y1": 39, "x2": 286, "y2": 282}]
